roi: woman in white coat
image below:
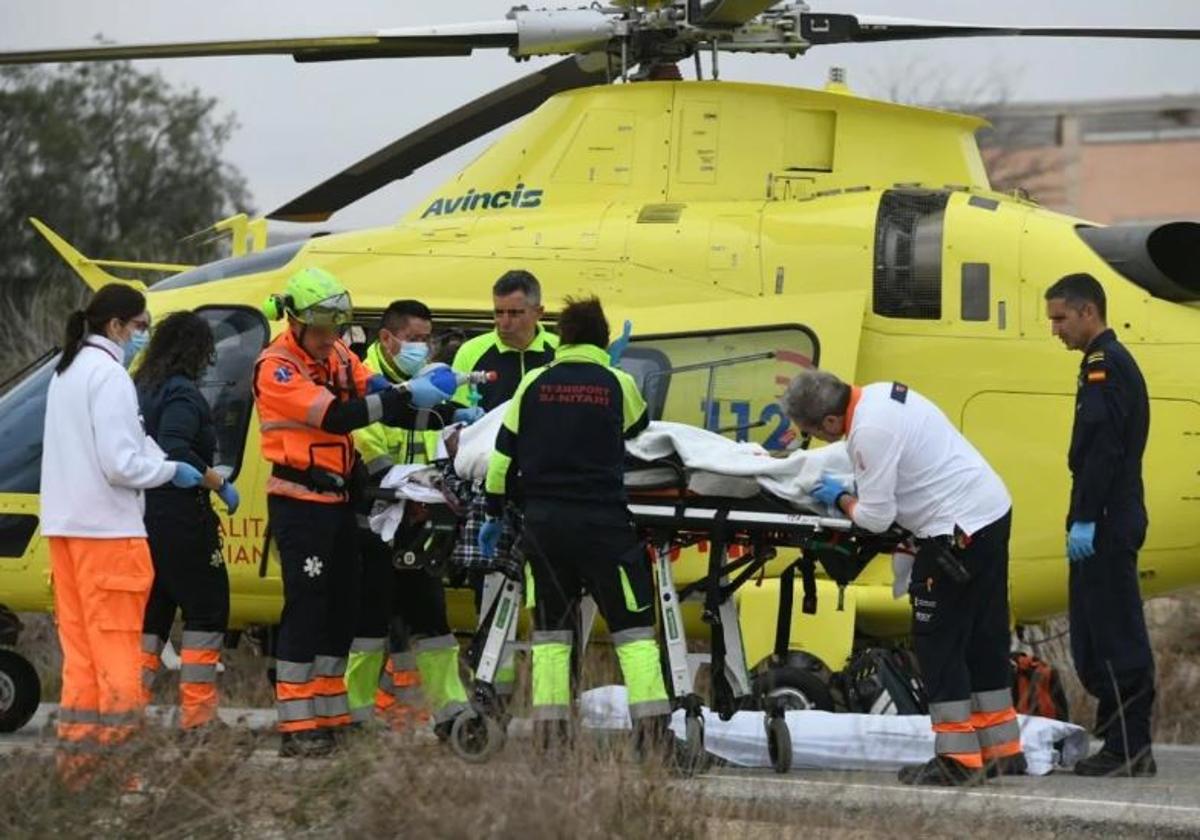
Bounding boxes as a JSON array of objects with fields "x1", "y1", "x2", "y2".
[{"x1": 40, "y1": 283, "x2": 206, "y2": 787}]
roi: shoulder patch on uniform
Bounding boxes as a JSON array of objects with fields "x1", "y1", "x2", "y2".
[
  {"x1": 890, "y1": 382, "x2": 908, "y2": 403},
  {"x1": 1086, "y1": 370, "x2": 1107, "y2": 383},
  {"x1": 1085, "y1": 351, "x2": 1105, "y2": 365},
  {"x1": 273, "y1": 366, "x2": 293, "y2": 384}
]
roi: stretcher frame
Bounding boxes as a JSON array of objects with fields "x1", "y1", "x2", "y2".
[{"x1": 628, "y1": 483, "x2": 905, "y2": 773}]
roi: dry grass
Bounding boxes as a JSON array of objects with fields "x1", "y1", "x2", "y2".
[
  {"x1": 0, "y1": 723, "x2": 1138, "y2": 840},
  {"x1": 5, "y1": 594, "x2": 1200, "y2": 837},
  {"x1": 1016, "y1": 593, "x2": 1200, "y2": 744}
]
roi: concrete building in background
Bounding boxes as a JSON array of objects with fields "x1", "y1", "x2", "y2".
[{"x1": 978, "y1": 95, "x2": 1200, "y2": 224}]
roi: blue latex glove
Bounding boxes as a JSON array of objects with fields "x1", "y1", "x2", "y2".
[
  {"x1": 478, "y1": 518, "x2": 502, "y2": 559},
  {"x1": 171, "y1": 463, "x2": 204, "y2": 489},
  {"x1": 811, "y1": 472, "x2": 849, "y2": 507},
  {"x1": 216, "y1": 480, "x2": 240, "y2": 515},
  {"x1": 366, "y1": 373, "x2": 391, "y2": 395},
  {"x1": 406, "y1": 372, "x2": 455, "y2": 409},
  {"x1": 608, "y1": 320, "x2": 633, "y2": 367},
  {"x1": 1067, "y1": 521, "x2": 1096, "y2": 563},
  {"x1": 453, "y1": 406, "x2": 485, "y2": 425}
]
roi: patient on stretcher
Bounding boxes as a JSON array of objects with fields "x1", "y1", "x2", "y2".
[{"x1": 372, "y1": 402, "x2": 856, "y2": 521}]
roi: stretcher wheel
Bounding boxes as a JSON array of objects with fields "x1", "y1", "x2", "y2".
[
  {"x1": 449, "y1": 711, "x2": 505, "y2": 763},
  {"x1": 766, "y1": 715, "x2": 792, "y2": 774},
  {"x1": 755, "y1": 666, "x2": 834, "y2": 713},
  {"x1": 678, "y1": 714, "x2": 707, "y2": 776},
  {"x1": 0, "y1": 649, "x2": 40, "y2": 733}
]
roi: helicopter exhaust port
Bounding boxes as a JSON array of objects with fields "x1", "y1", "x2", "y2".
[{"x1": 1076, "y1": 221, "x2": 1200, "y2": 303}]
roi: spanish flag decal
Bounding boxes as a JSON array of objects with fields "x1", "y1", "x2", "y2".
[{"x1": 1087, "y1": 370, "x2": 1107, "y2": 383}]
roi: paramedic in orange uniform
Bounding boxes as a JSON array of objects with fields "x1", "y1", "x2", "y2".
[
  {"x1": 40, "y1": 283, "x2": 207, "y2": 787},
  {"x1": 253, "y1": 267, "x2": 455, "y2": 757}
]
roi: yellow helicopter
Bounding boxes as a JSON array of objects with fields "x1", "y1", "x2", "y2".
[{"x1": 0, "y1": 1, "x2": 1198, "y2": 730}]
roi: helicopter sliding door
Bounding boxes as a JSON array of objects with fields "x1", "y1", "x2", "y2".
[{"x1": 190, "y1": 306, "x2": 279, "y2": 624}]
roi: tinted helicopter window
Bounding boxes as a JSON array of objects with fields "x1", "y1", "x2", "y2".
[
  {"x1": 619, "y1": 325, "x2": 817, "y2": 452},
  {"x1": 873, "y1": 189, "x2": 949, "y2": 320},
  {"x1": 195, "y1": 307, "x2": 270, "y2": 479},
  {"x1": 154, "y1": 241, "x2": 305, "y2": 291},
  {"x1": 0, "y1": 352, "x2": 58, "y2": 494}
]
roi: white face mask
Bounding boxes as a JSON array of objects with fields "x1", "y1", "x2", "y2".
[
  {"x1": 394, "y1": 341, "x2": 429, "y2": 376},
  {"x1": 122, "y1": 328, "x2": 149, "y2": 368}
]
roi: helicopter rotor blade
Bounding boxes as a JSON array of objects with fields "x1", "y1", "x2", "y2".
[
  {"x1": 267, "y1": 53, "x2": 611, "y2": 222},
  {"x1": 0, "y1": 22, "x2": 520, "y2": 65},
  {"x1": 798, "y1": 14, "x2": 1200, "y2": 46}
]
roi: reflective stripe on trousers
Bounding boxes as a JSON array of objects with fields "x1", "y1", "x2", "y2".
[
  {"x1": 930, "y1": 698, "x2": 983, "y2": 769},
  {"x1": 413, "y1": 634, "x2": 468, "y2": 724},
  {"x1": 612, "y1": 628, "x2": 671, "y2": 721},
  {"x1": 140, "y1": 633, "x2": 163, "y2": 705},
  {"x1": 275, "y1": 659, "x2": 316, "y2": 733},
  {"x1": 531, "y1": 630, "x2": 572, "y2": 720},
  {"x1": 970, "y1": 688, "x2": 1022, "y2": 760},
  {"x1": 375, "y1": 651, "x2": 428, "y2": 728},
  {"x1": 179, "y1": 630, "x2": 223, "y2": 730},
  {"x1": 313, "y1": 655, "x2": 351, "y2": 728}
]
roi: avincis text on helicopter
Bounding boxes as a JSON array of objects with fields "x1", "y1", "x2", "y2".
[{"x1": 422, "y1": 184, "x2": 544, "y2": 218}]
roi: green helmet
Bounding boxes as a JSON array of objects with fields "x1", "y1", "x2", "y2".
[{"x1": 262, "y1": 266, "x2": 352, "y2": 327}]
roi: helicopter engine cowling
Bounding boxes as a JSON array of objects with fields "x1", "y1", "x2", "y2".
[{"x1": 1076, "y1": 221, "x2": 1200, "y2": 303}]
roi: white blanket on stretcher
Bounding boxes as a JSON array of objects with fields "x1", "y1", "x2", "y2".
[
  {"x1": 579, "y1": 686, "x2": 1088, "y2": 775},
  {"x1": 453, "y1": 405, "x2": 853, "y2": 507},
  {"x1": 368, "y1": 463, "x2": 446, "y2": 542}
]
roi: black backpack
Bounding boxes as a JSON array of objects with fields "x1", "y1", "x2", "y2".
[{"x1": 839, "y1": 647, "x2": 928, "y2": 715}]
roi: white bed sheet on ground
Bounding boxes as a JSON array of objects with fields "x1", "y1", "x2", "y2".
[{"x1": 579, "y1": 686, "x2": 1088, "y2": 775}]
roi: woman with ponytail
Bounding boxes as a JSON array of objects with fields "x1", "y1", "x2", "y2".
[{"x1": 40, "y1": 283, "x2": 204, "y2": 788}]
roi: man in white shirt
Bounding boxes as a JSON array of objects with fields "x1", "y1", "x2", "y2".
[{"x1": 782, "y1": 370, "x2": 1023, "y2": 786}]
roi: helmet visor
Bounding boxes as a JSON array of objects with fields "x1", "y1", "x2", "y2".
[{"x1": 295, "y1": 291, "x2": 352, "y2": 328}]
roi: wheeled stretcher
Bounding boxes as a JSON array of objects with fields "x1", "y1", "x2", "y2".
[
  {"x1": 365, "y1": 432, "x2": 905, "y2": 771},
  {"x1": 626, "y1": 459, "x2": 907, "y2": 773}
]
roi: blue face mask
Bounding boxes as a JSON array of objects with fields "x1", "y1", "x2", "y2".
[
  {"x1": 394, "y1": 342, "x2": 429, "y2": 377},
  {"x1": 123, "y1": 329, "x2": 149, "y2": 368}
]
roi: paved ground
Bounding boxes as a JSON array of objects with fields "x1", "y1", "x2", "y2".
[
  {"x1": 698, "y1": 750, "x2": 1200, "y2": 835},
  {"x1": 7, "y1": 705, "x2": 1200, "y2": 835}
]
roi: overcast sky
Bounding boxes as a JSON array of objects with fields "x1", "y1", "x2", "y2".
[{"x1": 2, "y1": 1, "x2": 1198, "y2": 234}]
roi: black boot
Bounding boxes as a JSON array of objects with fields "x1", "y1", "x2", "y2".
[
  {"x1": 985, "y1": 752, "x2": 1028, "y2": 778},
  {"x1": 278, "y1": 729, "x2": 336, "y2": 759},
  {"x1": 898, "y1": 755, "x2": 986, "y2": 787},
  {"x1": 1073, "y1": 747, "x2": 1156, "y2": 777}
]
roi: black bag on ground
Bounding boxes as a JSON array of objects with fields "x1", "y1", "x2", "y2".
[{"x1": 839, "y1": 647, "x2": 928, "y2": 715}]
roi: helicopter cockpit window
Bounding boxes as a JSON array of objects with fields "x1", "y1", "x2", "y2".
[
  {"x1": 0, "y1": 351, "x2": 58, "y2": 495},
  {"x1": 873, "y1": 189, "x2": 950, "y2": 320},
  {"x1": 0, "y1": 352, "x2": 58, "y2": 556},
  {"x1": 618, "y1": 325, "x2": 817, "y2": 452},
  {"x1": 195, "y1": 307, "x2": 270, "y2": 480}
]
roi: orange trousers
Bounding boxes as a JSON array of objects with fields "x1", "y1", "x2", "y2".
[{"x1": 50, "y1": 536, "x2": 153, "y2": 786}]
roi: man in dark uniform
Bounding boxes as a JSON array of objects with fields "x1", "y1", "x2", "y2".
[
  {"x1": 479, "y1": 296, "x2": 672, "y2": 757},
  {"x1": 1045, "y1": 272, "x2": 1155, "y2": 777}
]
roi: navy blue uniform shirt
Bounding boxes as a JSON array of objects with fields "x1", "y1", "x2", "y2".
[{"x1": 1067, "y1": 329, "x2": 1150, "y2": 530}]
